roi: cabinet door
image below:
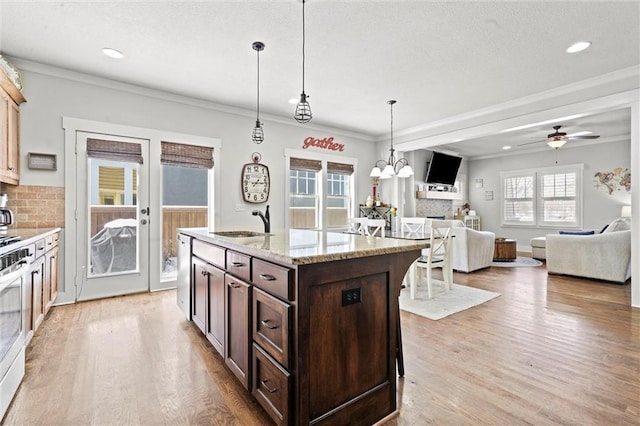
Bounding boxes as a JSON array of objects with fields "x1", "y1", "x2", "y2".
[
  {"x1": 0, "y1": 92, "x2": 8, "y2": 182},
  {"x1": 206, "y1": 264, "x2": 225, "y2": 356},
  {"x1": 6, "y1": 100, "x2": 19, "y2": 182},
  {"x1": 225, "y1": 274, "x2": 251, "y2": 390},
  {"x1": 45, "y1": 245, "x2": 59, "y2": 312},
  {"x1": 30, "y1": 256, "x2": 46, "y2": 332},
  {"x1": 192, "y1": 257, "x2": 208, "y2": 334}
]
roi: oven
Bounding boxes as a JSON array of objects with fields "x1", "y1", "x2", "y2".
[{"x1": 0, "y1": 242, "x2": 29, "y2": 420}]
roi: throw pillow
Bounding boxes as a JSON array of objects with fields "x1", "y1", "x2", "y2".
[
  {"x1": 559, "y1": 230, "x2": 595, "y2": 235},
  {"x1": 602, "y1": 218, "x2": 631, "y2": 233}
]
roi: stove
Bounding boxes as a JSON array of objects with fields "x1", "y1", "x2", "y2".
[{"x1": 0, "y1": 236, "x2": 21, "y2": 247}]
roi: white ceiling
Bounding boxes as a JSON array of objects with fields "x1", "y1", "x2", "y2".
[{"x1": 0, "y1": 1, "x2": 638, "y2": 157}]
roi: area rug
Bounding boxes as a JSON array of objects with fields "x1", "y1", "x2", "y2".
[
  {"x1": 492, "y1": 256, "x2": 543, "y2": 268},
  {"x1": 399, "y1": 280, "x2": 501, "y2": 320}
]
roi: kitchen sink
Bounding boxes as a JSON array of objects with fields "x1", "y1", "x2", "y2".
[{"x1": 211, "y1": 230, "x2": 268, "y2": 238}]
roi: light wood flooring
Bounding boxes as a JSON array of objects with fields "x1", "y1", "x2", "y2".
[{"x1": 3, "y1": 264, "x2": 639, "y2": 425}]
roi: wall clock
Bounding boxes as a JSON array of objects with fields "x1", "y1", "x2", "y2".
[{"x1": 242, "y1": 152, "x2": 270, "y2": 203}]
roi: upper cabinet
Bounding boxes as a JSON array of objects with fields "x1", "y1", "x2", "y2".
[{"x1": 0, "y1": 66, "x2": 26, "y2": 185}]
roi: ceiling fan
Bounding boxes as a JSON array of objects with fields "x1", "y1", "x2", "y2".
[{"x1": 520, "y1": 125, "x2": 600, "y2": 149}]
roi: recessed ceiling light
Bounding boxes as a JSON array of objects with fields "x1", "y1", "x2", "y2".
[
  {"x1": 566, "y1": 41, "x2": 591, "y2": 53},
  {"x1": 102, "y1": 48, "x2": 124, "y2": 59},
  {"x1": 502, "y1": 145, "x2": 511, "y2": 150},
  {"x1": 288, "y1": 97, "x2": 298, "y2": 105}
]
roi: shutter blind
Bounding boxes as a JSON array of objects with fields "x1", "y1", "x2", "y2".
[
  {"x1": 327, "y1": 162, "x2": 354, "y2": 175},
  {"x1": 87, "y1": 138, "x2": 143, "y2": 164},
  {"x1": 161, "y1": 141, "x2": 214, "y2": 169},
  {"x1": 290, "y1": 157, "x2": 322, "y2": 172}
]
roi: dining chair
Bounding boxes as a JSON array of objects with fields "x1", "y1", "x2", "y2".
[
  {"x1": 347, "y1": 217, "x2": 368, "y2": 235},
  {"x1": 400, "y1": 217, "x2": 428, "y2": 234},
  {"x1": 366, "y1": 219, "x2": 386, "y2": 237},
  {"x1": 412, "y1": 220, "x2": 453, "y2": 299}
]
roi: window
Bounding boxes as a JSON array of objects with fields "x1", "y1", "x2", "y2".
[
  {"x1": 501, "y1": 164, "x2": 582, "y2": 228},
  {"x1": 287, "y1": 152, "x2": 356, "y2": 230},
  {"x1": 502, "y1": 173, "x2": 535, "y2": 226}
]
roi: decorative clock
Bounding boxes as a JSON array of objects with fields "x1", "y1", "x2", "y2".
[{"x1": 242, "y1": 152, "x2": 270, "y2": 203}]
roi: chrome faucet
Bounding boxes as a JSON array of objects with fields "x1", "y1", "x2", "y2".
[{"x1": 252, "y1": 205, "x2": 270, "y2": 234}]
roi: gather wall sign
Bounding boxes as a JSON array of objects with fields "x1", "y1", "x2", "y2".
[{"x1": 302, "y1": 136, "x2": 345, "y2": 152}]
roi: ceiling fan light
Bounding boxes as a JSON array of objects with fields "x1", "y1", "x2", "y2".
[{"x1": 547, "y1": 137, "x2": 567, "y2": 149}]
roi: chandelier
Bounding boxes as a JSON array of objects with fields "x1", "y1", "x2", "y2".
[{"x1": 370, "y1": 100, "x2": 413, "y2": 179}]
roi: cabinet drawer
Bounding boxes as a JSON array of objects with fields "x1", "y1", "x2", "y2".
[
  {"x1": 226, "y1": 250, "x2": 251, "y2": 282},
  {"x1": 192, "y1": 239, "x2": 225, "y2": 269},
  {"x1": 252, "y1": 343, "x2": 291, "y2": 426},
  {"x1": 45, "y1": 233, "x2": 59, "y2": 250},
  {"x1": 34, "y1": 239, "x2": 46, "y2": 259},
  {"x1": 25, "y1": 243, "x2": 36, "y2": 263},
  {"x1": 253, "y1": 287, "x2": 291, "y2": 368},
  {"x1": 252, "y1": 258, "x2": 293, "y2": 301}
]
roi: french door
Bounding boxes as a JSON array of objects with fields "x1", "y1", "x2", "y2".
[{"x1": 75, "y1": 132, "x2": 150, "y2": 301}]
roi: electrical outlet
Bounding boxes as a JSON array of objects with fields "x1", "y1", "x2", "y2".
[
  {"x1": 342, "y1": 288, "x2": 361, "y2": 306},
  {"x1": 235, "y1": 203, "x2": 246, "y2": 212}
]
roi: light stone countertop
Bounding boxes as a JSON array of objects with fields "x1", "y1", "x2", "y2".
[{"x1": 179, "y1": 227, "x2": 428, "y2": 266}]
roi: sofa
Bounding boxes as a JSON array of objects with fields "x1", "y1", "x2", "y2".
[
  {"x1": 425, "y1": 219, "x2": 495, "y2": 273},
  {"x1": 545, "y1": 218, "x2": 631, "y2": 283}
]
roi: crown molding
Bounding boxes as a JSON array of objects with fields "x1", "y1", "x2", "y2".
[
  {"x1": 8, "y1": 56, "x2": 374, "y2": 143},
  {"x1": 384, "y1": 65, "x2": 640, "y2": 144}
]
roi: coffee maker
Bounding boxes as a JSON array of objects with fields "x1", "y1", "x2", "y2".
[{"x1": 0, "y1": 193, "x2": 13, "y2": 231}]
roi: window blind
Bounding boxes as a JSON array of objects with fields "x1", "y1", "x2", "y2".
[
  {"x1": 87, "y1": 138, "x2": 143, "y2": 164},
  {"x1": 161, "y1": 141, "x2": 214, "y2": 169},
  {"x1": 290, "y1": 157, "x2": 322, "y2": 172},
  {"x1": 327, "y1": 162, "x2": 354, "y2": 175}
]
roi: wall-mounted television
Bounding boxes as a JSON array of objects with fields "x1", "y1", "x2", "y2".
[{"x1": 425, "y1": 151, "x2": 462, "y2": 186}]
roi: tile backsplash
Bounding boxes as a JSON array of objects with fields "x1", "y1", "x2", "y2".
[{"x1": 1, "y1": 185, "x2": 64, "y2": 228}]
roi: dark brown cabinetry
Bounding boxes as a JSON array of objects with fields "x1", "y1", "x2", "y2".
[
  {"x1": 182, "y1": 230, "x2": 420, "y2": 426},
  {"x1": 225, "y1": 274, "x2": 251, "y2": 390},
  {"x1": 191, "y1": 256, "x2": 225, "y2": 356}
]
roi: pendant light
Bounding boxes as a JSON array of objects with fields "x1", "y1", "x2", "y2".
[
  {"x1": 370, "y1": 100, "x2": 413, "y2": 179},
  {"x1": 294, "y1": 0, "x2": 312, "y2": 123},
  {"x1": 251, "y1": 41, "x2": 265, "y2": 144}
]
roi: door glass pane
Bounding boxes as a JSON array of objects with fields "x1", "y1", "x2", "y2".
[
  {"x1": 161, "y1": 165, "x2": 209, "y2": 279},
  {"x1": 88, "y1": 159, "x2": 139, "y2": 277}
]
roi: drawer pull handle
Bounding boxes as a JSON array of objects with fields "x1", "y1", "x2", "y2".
[
  {"x1": 229, "y1": 282, "x2": 240, "y2": 289},
  {"x1": 201, "y1": 270, "x2": 209, "y2": 276},
  {"x1": 261, "y1": 320, "x2": 278, "y2": 330},
  {"x1": 231, "y1": 262, "x2": 246, "y2": 267},
  {"x1": 259, "y1": 274, "x2": 276, "y2": 281},
  {"x1": 261, "y1": 379, "x2": 277, "y2": 394}
]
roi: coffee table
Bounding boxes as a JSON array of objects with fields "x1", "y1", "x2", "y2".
[{"x1": 494, "y1": 238, "x2": 517, "y2": 261}]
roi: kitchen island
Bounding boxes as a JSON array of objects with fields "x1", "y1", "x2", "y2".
[{"x1": 178, "y1": 228, "x2": 427, "y2": 426}]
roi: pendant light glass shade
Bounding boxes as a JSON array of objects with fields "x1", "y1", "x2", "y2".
[
  {"x1": 369, "y1": 100, "x2": 413, "y2": 179},
  {"x1": 252, "y1": 41, "x2": 265, "y2": 144},
  {"x1": 294, "y1": 0, "x2": 312, "y2": 123}
]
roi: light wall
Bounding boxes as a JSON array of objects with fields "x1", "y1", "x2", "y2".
[
  {"x1": 467, "y1": 139, "x2": 631, "y2": 248},
  {"x1": 17, "y1": 67, "x2": 377, "y2": 231}
]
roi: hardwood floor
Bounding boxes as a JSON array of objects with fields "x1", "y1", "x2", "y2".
[{"x1": 3, "y1": 264, "x2": 638, "y2": 425}]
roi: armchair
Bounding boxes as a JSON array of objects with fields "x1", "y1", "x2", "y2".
[
  {"x1": 546, "y1": 229, "x2": 631, "y2": 283},
  {"x1": 449, "y1": 221, "x2": 496, "y2": 272}
]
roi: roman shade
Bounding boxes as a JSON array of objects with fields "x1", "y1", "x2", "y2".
[
  {"x1": 87, "y1": 138, "x2": 143, "y2": 164},
  {"x1": 327, "y1": 161, "x2": 354, "y2": 175},
  {"x1": 290, "y1": 158, "x2": 321, "y2": 172},
  {"x1": 161, "y1": 141, "x2": 214, "y2": 169}
]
